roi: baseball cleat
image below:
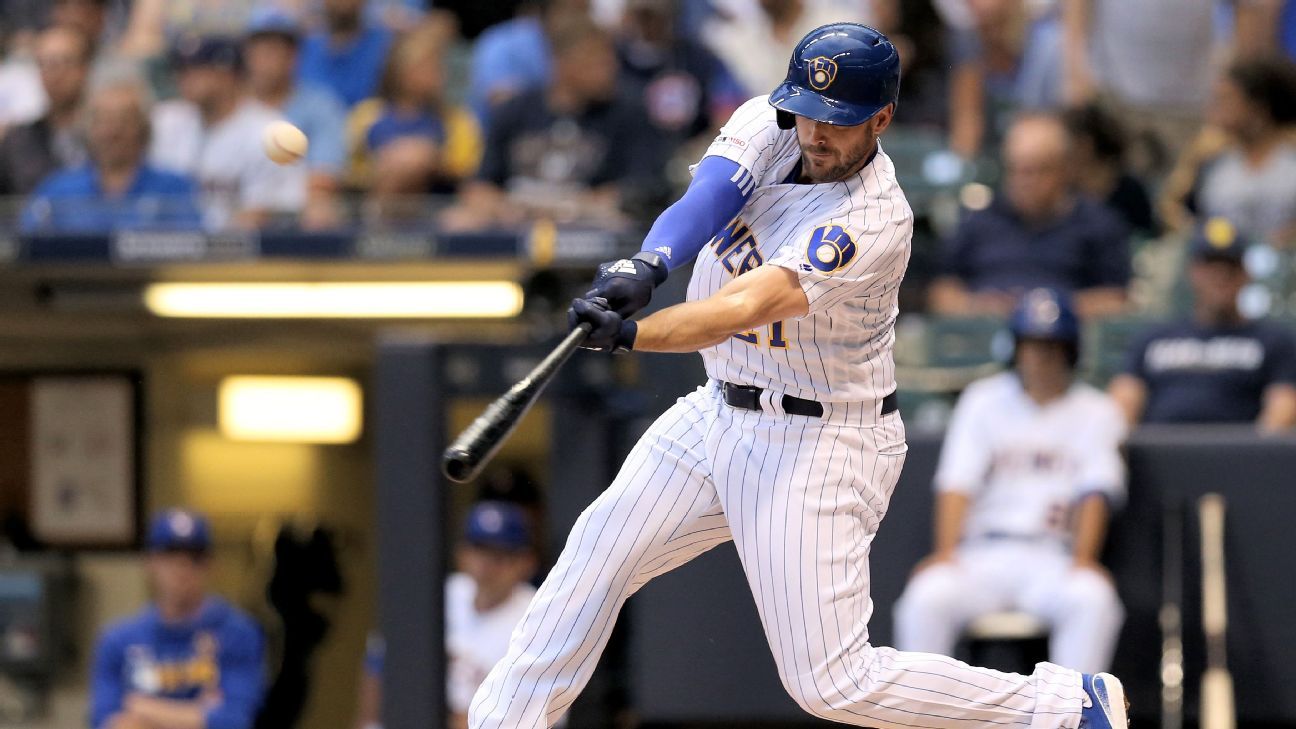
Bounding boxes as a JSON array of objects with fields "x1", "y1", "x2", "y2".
[{"x1": 1080, "y1": 673, "x2": 1129, "y2": 729}]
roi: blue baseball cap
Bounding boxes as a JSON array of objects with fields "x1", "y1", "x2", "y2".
[
  {"x1": 1190, "y1": 217, "x2": 1247, "y2": 264},
  {"x1": 246, "y1": 7, "x2": 301, "y2": 42},
  {"x1": 171, "y1": 35, "x2": 243, "y2": 71},
  {"x1": 147, "y1": 509, "x2": 212, "y2": 553},
  {"x1": 464, "y1": 501, "x2": 531, "y2": 551}
]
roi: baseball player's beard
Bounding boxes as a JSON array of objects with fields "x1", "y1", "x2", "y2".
[{"x1": 799, "y1": 130, "x2": 879, "y2": 183}]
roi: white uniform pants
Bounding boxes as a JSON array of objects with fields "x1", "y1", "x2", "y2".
[
  {"x1": 470, "y1": 384, "x2": 1088, "y2": 728},
  {"x1": 894, "y1": 540, "x2": 1124, "y2": 673}
]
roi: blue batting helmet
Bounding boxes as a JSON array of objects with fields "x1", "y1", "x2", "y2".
[
  {"x1": 147, "y1": 509, "x2": 212, "y2": 554},
  {"x1": 769, "y1": 23, "x2": 900, "y2": 130},
  {"x1": 1009, "y1": 288, "x2": 1081, "y2": 367},
  {"x1": 464, "y1": 501, "x2": 532, "y2": 551}
]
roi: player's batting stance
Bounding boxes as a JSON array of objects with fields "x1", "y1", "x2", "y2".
[{"x1": 470, "y1": 24, "x2": 1127, "y2": 729}]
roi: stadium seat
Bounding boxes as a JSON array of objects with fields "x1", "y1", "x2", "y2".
[
  {"x1": 1083, "y1": 317, "x2": 1151, "y2": 386},
  {"x1": 924, "y1": 316, "x2": 1007, "y2": 368}
]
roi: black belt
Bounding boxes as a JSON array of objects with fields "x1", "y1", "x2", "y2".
[{"x1": 721, "y1": 382, "x2": 898, "y2": 419}]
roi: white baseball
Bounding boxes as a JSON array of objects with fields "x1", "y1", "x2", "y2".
[{"x1": 263, "y1": 120, "x2": 308, "y2": 165}]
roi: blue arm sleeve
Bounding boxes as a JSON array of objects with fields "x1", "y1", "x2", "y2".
[
  {"x1": 88, "y1": 630, "x2": 126, "y2": 729},
  {"x1": 640, "y1": 155, "x2": 753, "y2": 271},
  {"x1": 204, "y1": 621, "x2": 266, "y2": 729}
]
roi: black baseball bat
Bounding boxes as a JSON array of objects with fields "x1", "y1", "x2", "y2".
[{"x1": 442, "y1": 322, "x2": 592, "y2": 483}]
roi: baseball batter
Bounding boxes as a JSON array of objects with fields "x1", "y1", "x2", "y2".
[
  {"x1": 470, "y1": 24, "x2": 1127, "y2": 729},
  {"x1": 894, "y1": 289, "x2": 1127, "y2": 674}
]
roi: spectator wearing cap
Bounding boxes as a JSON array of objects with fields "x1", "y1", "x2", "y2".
[
  {"x1": 347, "y1": 22, "x2": 482, "y2": 221},
  {"x1": 929, "y1": 113, "x2": 1131, "y2": 319},
  {"x1": 149, "y1": 35, "x2": 308, "y2": 230},
  {"x1": 89, "y1": 509, "x2": 266, "y2": 729},
  {"x1": 0, "y1": 25, "x2": 92, "y2": 196},
  {"x1": 1109, "y1": 219, "x2": 1296, "y2": 431},
  {"x1": 445, "y1": 18, "x2": 662, "y2": 229},
  {"x1": 297, "y1": 0, "x2": 394, "y2": 108},
  {"x1": 23, "y1": 64, "x2": 202, "y2": 232},
  {"x1": 245, "y1": 8, "x2": 347, "y2": 229},
  {"x1": 354, "y1": 501, "x2": 537, "y2": 729}
]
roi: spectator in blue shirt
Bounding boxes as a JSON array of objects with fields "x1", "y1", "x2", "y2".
[
  {"x1": 297, "y1": 0, "x2": 394, "y2": 108},
  {"x1": 466, "y1": 0, "x2": 589, "y2": 125},
  {"x1": 23, "y1": 66, "x2": 201, "y2": 232},
  {"x1": 89, "y1": 509, "x2": 265, "y2": 729},
  {"x1": 929, "y1": 113, "x2": 1131, "y2": 319},
  {"x1": 1109, "y1": 219, "x2": 1296, "y2": 431},
  {"x1": 245, "y1": 7, "x2": 347, "y2": 229}
]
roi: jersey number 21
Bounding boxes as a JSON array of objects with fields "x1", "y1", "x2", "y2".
[{"x1": 734, "y1": 321, "x2": 789, "y2": 348}]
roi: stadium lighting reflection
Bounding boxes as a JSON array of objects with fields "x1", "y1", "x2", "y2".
[
  {"x1": 144, "y1": 281, "x2": 524, "y2": 318},
  {"x1": 219, "y1": 376, "x2": 362, "y2": 443}
]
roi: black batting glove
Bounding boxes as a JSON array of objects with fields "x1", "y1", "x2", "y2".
[
  {"x1": 584, "y1": 251, "x2": 668, "y2": 319},
  {"x1": 568, "y1": 297, "x2": 637, "y2": 354}
]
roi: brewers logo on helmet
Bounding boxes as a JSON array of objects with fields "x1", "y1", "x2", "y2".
[
  {"x1": 808, "y1": 56, "x2": 838, "y2": 91},
  {"x1": 1008, "y1": 287, "x2": 1081, "y2": 367}
]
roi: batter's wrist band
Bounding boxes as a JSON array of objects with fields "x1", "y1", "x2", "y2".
[
  {"x1": 613, "y1": 321, "x2": 638, "y2": 354},
  {"x1": 631, "y1": 251, "x2": 669, "y2": 286}
]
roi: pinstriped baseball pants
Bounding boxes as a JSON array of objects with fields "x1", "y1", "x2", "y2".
[{"x1": 470, "y1": 383, "x2": 1088, "y2": 728}]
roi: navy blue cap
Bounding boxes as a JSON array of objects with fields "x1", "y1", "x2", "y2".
[
  {"x1": 171, "y1": 35, "x2": 243, "y2": 70},
  {"x1": 464, "y1": 501, "x2": 531, "y2": 551},
  {"x1": 147, "y1": 509, "x2": 212, "y2": 553},
  {"x1": 1190, "y1": 217, "x2": 1247, "y2": 264},
  {"x1": 1009, "y1": 287, "x2": 1080, "y2": 344},
  {"x1": 246, "y1": 7, "x2": 301, "y2": 41}
]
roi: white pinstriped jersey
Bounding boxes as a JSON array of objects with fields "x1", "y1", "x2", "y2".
[
  {"x1": 936, "y1": 373, "x2": 1128, "y2": 542},
  {"x1": 686, "y1": 96, "x2": 914, "y2": 403}
]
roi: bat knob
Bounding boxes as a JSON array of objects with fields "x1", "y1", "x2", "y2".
[{"x1": 442, "y1": 449, "x2": 478, "y2": 483}]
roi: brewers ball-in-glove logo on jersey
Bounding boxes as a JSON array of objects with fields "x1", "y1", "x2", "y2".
[
  {"x1": 807, "y1": 224, "x2": 857, "y2": 272},
  {"x1": 808, "y1": 56, "x2": 838, "y2": 91}
]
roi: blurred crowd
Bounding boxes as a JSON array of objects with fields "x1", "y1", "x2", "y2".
[{"x1": 0, "y1": 0, "x2": 1295, "y2": 318}]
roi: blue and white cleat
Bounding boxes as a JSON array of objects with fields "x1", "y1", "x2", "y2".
[{"x1": 1080, "y1": 673, "x2": 1129, "y2": 729}]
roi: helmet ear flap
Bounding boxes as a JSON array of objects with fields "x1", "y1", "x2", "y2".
[{"x1": 776, "y1": 110, "x2": 795, "y2": 130}]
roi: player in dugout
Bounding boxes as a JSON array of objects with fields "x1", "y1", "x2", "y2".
[
  {"x1": 89, "y1": 509, "x2": 265, "y2": 729},
  {"x1": 895, "y1": 288, "x2": 1126, "y2": 674},
  {"x1": 353, "y1": 500, "x2": 540, "y2": 729}
]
